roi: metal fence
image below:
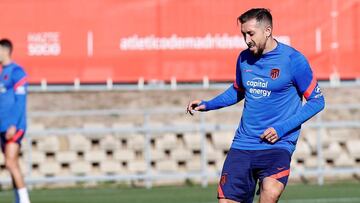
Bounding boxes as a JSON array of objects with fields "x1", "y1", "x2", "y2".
[
  {"x1": 28, "y1": 80, "x2": 360, "y2": 92},
  {"x1": 1, "y1": 103, "x2": 360, "y2": 188}
]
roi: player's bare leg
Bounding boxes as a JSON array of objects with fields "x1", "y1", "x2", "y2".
[
  {"x1": 219, "y1": 198, "x2": 239, "y2": 203},
  {"x1": 259, "y1": 177, "x2": 284, "y2": 203},
  {"x1": 5, "y1": 142, "x2": 25, "y2": 188},
  {"x1": 5, "y1": 142, "x2": 30, "y2": 203}
]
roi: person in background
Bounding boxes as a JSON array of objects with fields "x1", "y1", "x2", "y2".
[{"x1": 0, "y1": 38, "x2": 31, "y2": 203}]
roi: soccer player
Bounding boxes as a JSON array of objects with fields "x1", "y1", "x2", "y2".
[
  {"x1": 0, "y1": 39, "x2": 31, "y2": 203},
  {"x1": 187, "y1": 8, "x2": 325, "y2": 203}
]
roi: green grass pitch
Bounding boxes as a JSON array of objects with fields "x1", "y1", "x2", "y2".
[{"x1": 1, "y1": 182, "x2": 360, "y2": 203}]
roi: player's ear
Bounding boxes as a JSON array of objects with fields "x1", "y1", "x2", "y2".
[{"x1": 264, "y1": 24, "x2": 272, "y2": 38}]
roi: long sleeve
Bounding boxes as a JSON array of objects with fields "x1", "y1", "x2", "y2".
[
  {"x1": 8, "y1": 68, "x2": 28, "y2": 131},
  {"x1": 273, "y1": 53, "x2": 325, "y2": 138},
  {"x1": 201, "y1": 84, "x2": 244, "y2": 111}
]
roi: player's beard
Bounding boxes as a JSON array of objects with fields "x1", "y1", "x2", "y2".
[
  {"x1": 248, "y1": 39, "x2": 267, "y2": 57},
  {"x1": 249, "y1": 43, "x2": 263, "y2": 57}
]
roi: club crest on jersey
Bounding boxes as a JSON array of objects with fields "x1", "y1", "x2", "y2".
[
  {"x1": 3, "y1": 75, "x2": 8, "y2": 80},
  {"x1": 270, "y1": 68, "x2": 280, "y2": 80}
]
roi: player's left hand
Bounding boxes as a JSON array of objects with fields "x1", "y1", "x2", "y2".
[
  {"x1": 6, "y1": 125, "x2": 17, "y2": 140},
  {"x1": 260, "y1": 127, "x2": 279, "y2": 143}
]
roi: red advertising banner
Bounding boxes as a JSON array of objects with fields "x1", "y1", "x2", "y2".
[{"x1": 0, "y1": 0, "x2": 359, "y2": 83}]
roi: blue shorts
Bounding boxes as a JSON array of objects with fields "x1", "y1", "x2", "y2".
[
  {"x1": 0, "y1": 130, "x2": 25, "y2": 152},
  {"x1": 217, "y1": 148, "x2": 291, "y2": 203}
]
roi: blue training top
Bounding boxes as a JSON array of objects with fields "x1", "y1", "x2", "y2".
[
  {"x1": 0, "y1": 62, "x2": 28, "y2": 132},
  {"x1": 201, "y1": 42, "x2": 325, "y2": 154}
]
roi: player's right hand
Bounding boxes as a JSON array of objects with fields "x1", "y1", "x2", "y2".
[{"x1": 186, "y1": 100, "x2": 206, "y2": 116}]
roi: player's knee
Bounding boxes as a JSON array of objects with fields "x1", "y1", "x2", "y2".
[{"x1": 261, "y1": 184, "x2": 282, "y2": 201}]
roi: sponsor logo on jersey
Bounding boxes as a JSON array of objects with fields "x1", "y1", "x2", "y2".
[
  {"x1": 246, "y1": 77, "x2": 272, "y2": 99},
  {"x1": 270, "y1": 68, "x2": 280, "y2": 80}
]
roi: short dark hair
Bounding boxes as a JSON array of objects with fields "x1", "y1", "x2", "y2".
[
  {"x1": 0, "y1": 38, "x2": 13, "y2": 55},
  {"x1": 238, "y1": 8, "x2": 272, "y2": 27}
]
